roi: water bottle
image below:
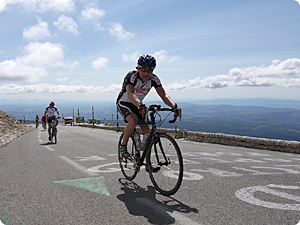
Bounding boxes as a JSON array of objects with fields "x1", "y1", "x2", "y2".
[
  {"x1": 141, "y1": 133, "x2": 150, "y2": 151},
  {"x1": 134, "y1": 131, "x2": 141, "y2": 151}
]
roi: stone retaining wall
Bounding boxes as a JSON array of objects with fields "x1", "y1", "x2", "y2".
[{"x1": 79, "y1": 124, "x2": 300, "y2": 154}]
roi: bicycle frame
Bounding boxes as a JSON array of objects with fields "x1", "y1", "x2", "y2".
[{"x1": 136, "y1": 105, "x2": 176, "y2": 167}]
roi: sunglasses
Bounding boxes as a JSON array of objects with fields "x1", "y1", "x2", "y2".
[{"x1": 140, "y1": 68, "x2": 153, "y2": 73}]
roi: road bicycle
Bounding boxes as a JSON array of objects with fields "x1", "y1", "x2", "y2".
[
  {"x1": 118, "y1": 104, "x2": 183, "y2": 196},
  {"x1": 48, "y1": 116, "x2": 57, "y2": 144}
]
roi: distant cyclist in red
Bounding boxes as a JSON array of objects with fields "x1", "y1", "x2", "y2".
[
  {"x1": 116, "y1": 54, "x2": 181, "y2": 158},
  {"x1": 41, "y1": 115, "x2": 47, "y2": 129}
]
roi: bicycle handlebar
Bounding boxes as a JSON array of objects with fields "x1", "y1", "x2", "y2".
[{"x1": 148, "y1": 104, "x2": 181, "y2": 123}]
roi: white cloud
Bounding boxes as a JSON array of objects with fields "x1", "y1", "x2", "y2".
[
  {"x1": 122, "y1": 51, "x2": 140, "y2": 62},
  {"x1": 108, "y1": 23, "x2": 136, "y2": 42},
  {"x1": 0, "y1": 42, "x2": 77, "y2": 83},
  {"x1": 23, "y1": 18, "x2": 51, "y2": 41},
  {"x1": 81, "y1": 7, "x2": 105, "y2": 20},
  {"x1": 153, "y1": 50, "x2": 180, "y2": 63},
  {"x1": 0, "y1": 83, "x2": 121, "y2": 94},
  {"x1": 0, "y1": 60, "x2": 46, "y2": 82},
  {"x1": 19, "y1": 42, "x2": 65, "y2": 67},
  {"x1": 0, "y1": 0, "x2": 75, "y2": 13},
  {"x1": 94, "y1": 22, "x2": 105, "y2": 31},
  {"x1": 55, "y1": 77, "x2": 69, "y2": 82},
  {"x1": 92, "y1": 57, "x2": 108, "y2": 70},
  {"x1": 53, "y1": 14, "x2": 78, "y2": 36},
  {"x1": 166, "y1": 58, "x2": 300, "y2": 91},
  {"x1": 122, "y1": 51, "x2": 180, "y2": 65}
]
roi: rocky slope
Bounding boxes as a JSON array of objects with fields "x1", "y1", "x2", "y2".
[{"x1": 0, "y1": 109, "x2": 32, "y2": 147}]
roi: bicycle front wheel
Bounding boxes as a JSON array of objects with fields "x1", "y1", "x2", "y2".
[
  {"x1": 147, "y1": 132, "x2": 183, "y2": 196},
  {"x1": 118, "y1": 132, "x2": 139, "y2": 181},
  {"x1": 53, "y1": 134, "x2": 57, "y2": 144}
]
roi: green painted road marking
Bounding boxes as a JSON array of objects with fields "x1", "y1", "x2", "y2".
[
  {"x1": 22, "y1": 210, "x2": 44, "y2": 225},
  {"x1": 53, "y1": 177, "x2": 110, "y2": 196},
  {"x1": 1, "y1": 211, "x2": 7, "y2": 225}
]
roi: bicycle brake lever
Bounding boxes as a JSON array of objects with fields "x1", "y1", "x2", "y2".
[{"x1": 169, "y1": 115, "x2": 177, "y2": 123}]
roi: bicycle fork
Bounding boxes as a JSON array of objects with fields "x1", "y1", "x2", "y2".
[{"x1": 153, "y1": 134, "x2": 171, "y2": 167}]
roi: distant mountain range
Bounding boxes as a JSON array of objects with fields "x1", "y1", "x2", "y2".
[{"x1": 1, "y1": 98, "x2": 300, "y2": 141}]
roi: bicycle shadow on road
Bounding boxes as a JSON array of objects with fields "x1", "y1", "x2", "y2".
[
  {"x1": 117, "y1": 178, "x2": 198, "y2": 224},
  {"x1": 40, "y1": 142, "x2": 56, "y2": 146}
]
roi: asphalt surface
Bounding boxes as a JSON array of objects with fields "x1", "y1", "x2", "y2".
[{"x1": 1, "y1": 124, "x2": 300, "y2": 225}]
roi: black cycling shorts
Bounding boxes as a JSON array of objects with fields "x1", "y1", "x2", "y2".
[
  {"x1": 116, "y1": 101, "x2": 143, "y2": 123},
  {"x1": 47, "y1": 117, "x2": 56, "y2": 123}
]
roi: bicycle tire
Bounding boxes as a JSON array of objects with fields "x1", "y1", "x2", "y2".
[
  {"x1": 51, "y1": 127, "x2": 54, "y2": 143},
  {"x1": 118, "y1": 132, "x2": 139, "y2": 181},
  {"x1": 147, "y1": 132, "x2": 183, "y2": 196}
]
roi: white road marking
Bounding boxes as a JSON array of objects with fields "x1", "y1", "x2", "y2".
[
  {"x1": 182, "y1": 171, "x2": 204, "y2": 180},
  {"x1": 75, "y1": 156, "x2": 106, "y2": 161},
  {"x1": 251, "y1": 166, "x2": 300, "y2": 174},
  {"x1": 44, "y1": 146, "x2": 55, "y2": 151},
  {"x1": 59, "y1": 156, "x2": 98, "y2": 176},
  {"x1": 235, "y1": 184, "x2": 300, "y2": 211},
  {"x1": 87, "y1": 162, "x2": 120, "y2": 173},
  {"x1": 136, "y1": 198, "x2": 201, "y2": 225},
  {"x1": 192, "y1": 168, "x2": 243, "y2": 177},
  {"x1": 232, "y1": 167, "x2": 276, "y2": 175}
]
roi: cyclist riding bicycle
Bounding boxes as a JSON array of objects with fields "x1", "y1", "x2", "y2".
[
  {"x1": 44, "y1": 101, "x2": 61, "y2": 141},
  {"x1": 116, "y1": 54, "x2": 181, "y2": 158},
  {"x1": 35, "y1": 115, "x2": 39, "y2": 128},
  {"x1": 41, "y1": 115, "x2": 47, "y2": 129}
]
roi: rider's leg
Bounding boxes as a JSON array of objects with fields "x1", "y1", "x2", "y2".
[
  {"x1": 55, "y1": 118, "x2": 58, "y2": 127},
  {"x1": 48, "y1": 123, "x2": 51, "y2": 136},
  {"x1": 120, "y1": 113, "x2": 138, "y2": 158},
  {"x1": 48, "y1": 122, "x2": 51, "y2": 141},
  {"x1": 121, "y1": 113, "x2": 138, "y2": 146},
  {"x1": 139, "y1": 124, "x2": 150, "y2": 135},
  {"x1": 140, "y1": 124, "x2": 158, "y2": 172}
]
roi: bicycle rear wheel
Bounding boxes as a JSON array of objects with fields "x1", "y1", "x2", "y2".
[
  {"x1": 118, "y1": 132, "x2": 139, "y2": 180},
  {"x1": 147, "y1": 132, "x2": 183, "y2": 196}
]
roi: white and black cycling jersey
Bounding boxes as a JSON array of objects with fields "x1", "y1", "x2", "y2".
[
  {"x1": 45, "y1": 106, "x2": 59, "y2": 117},
  {"x1": 116, "y1": 70, "x2": 162, "y2": 104}
]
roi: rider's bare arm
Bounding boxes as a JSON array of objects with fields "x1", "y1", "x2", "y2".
[
  {"x1": 126, "y1": 84, "x2": 142, "y2": 107},
  {"x1": 156, "y1": 87, "x2": 176, "y2": 108},
  {"x1": 156, "y1": 86, "x2": 181, "y2": 118}
]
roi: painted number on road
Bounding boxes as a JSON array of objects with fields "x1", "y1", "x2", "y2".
[{"x1": 235, "y1": 184, "x2": 300, "y2": 211}]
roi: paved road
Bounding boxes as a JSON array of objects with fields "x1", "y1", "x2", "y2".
[{"x1": 1, "y1": 125, "x2": 300, "y2": 225}]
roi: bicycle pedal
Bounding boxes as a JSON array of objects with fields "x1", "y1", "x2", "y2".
[
  {"x1": 145, "y1": 164, "x2": 160, "y2": 173},
  {"x1": 152, "y1": 166, "x2": 160, "y2": 173}
]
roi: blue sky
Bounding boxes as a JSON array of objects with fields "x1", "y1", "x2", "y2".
[{"x1": 0, "y1": 0, "x2": 300, "y2": 102}]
